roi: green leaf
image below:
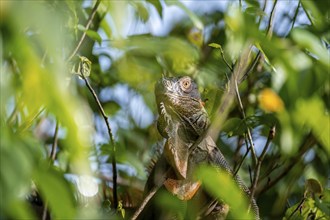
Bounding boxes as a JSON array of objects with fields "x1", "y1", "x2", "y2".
[
  {"x1": 284, "y1": 197, "x2": 328, "y2": 220},
  {"x1": 155, "y1": 191, "x2": 187, "y2": 218},
  {"x1": 293, "y1": 97, "x2": 330, "y2": 153},
  {"x1": 208, "y1": 43, "x2": 221, "y2": 49},
  {"x1": 77, "y1": 24, "x2": 86, "y2": 31},
  {"x1": 245, "y1": 7, "x2": 266, "y2": 17},
  {"x1": 133, "y1": 2, "x2": 150, "y2": 23},
  {"x1": 100, "y1": 19, "x2": 112, "y2": 39},
  {"x1": 291, "y1": 28, "x2": 329, "y2": 67},
  {"x1": 34, "y1": 168, "x2": 76, "y2": 219},
  {"x1": 245, "y1": 0, "x2": 260, "y2": 7},
  {"x1": 188, "y1": 28, "x2": 203, "y2": 48},
  {"x1": 77, "y1": 24, "x2": 102, "y2": 44},
  {"x1": 305, "y1": 178, "x2": 323, "y2": 197},
  {"x1": 65, "y1": 1, "x2": 79, "y2": 38},
  {"x1": 71, "y1": 56, "x2": 92, "y2": 77},
  {"x1": 147, "y1": 0, "x2": 163, "y2": 18},
  {"x1": 222, "y1": 117, "x2": 244, "y2": 136},
  {"x1": 86, "y1": 29, "x2": 102, "y2": 44},
  {"x1": 315, "y1": 188, "x2": 330, "y2": 216},
  {"x1": 300, "y1": 1, "x2": 324, "y2": 29},
  {"x1": 195, "y1": 165, "x2": 253, "y2": 219},
  {"x1": 117, "y1": 200, "x2": 125, "y2": 218},
  {"x1": 103, "y1": 101, "x2": 121, "y2": 116},
  {"x1": 165, "y1": 0, "x2": 204, "y2": 30}
]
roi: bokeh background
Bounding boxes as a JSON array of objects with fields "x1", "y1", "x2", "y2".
[{"x1": 1, "y1": 0, "x2": 329, "y2": 219}]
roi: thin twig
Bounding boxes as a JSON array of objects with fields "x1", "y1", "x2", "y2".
[
  {"x1": 233, "y1": 138, "x2": 250, "y2": 176},
  {"x1": 67, "y1": 0, "x2": 101, "y2": 61},
  {"x1": 266, "y1": 0, "x2": 278, "y2": 38},
  {"x1": 257, "y1": 0, "x2": 268, "y2": 26},
  {"x1": 42, "y1": 120, "x2": 60, "y2": 220},
  {"x1": 7, "y1": 105, "x2": 18, "y2": 126},
  {"x1": 131, "y1": 185, "x2": 162, "y2": 220},
  {"x1": 219, "y1": 45, "x2": 233, "y2": 72},
  {"x1": 16, "y1": 107, "x2": 45, "y2": 133},
  {"x1": 288, "y1": 197, "x2": 306, "y2": 219},
  {"x1": 300, "y1": 1, "x2": 314, "y2": 26},
  {"x1": 290, "y1": 1, "x2": 301, "y2": 30},
  {"x1": 50, "y1": 121, "x2": 59, "y2": 161},
  {"x1": 131, "y1": 169, "x2": 170, "y2": 220},
  {"x1": 234, "y1": 80, "x2": 258, "y2": 164},
  {"x1": 233, "y1": 136, "x2": 244, "y2": 171},
  {"x1": 249, "y1": 126, "x2": 275, "y2": 205},
  {"x1": 238, "y1": 51, "x2": 261, "y2": 84},
  {"x1": 80, "y1": 71, "x2": 118, "y2": 209},
  {"x1": 256, "y1": 133, "x2": 316, "y2": 196}
]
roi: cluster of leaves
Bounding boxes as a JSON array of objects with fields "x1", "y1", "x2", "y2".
[{"x1": 1, "y1": 0, "x2": 329, "y2": 219}]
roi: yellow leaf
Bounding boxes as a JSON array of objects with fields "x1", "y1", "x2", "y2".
[{"x1": 258, "y1": 88, "x2": 284, "y2": 113}]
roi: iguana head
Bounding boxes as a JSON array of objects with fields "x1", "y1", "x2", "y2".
[{"x1": 155, "y1": 76, "x2": 209, "y2": 142}]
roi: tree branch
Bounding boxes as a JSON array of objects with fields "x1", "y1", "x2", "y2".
[
  {"x1": 249, "y1": 126, "x2": 275, "y2": 204},
  {"x1": 131, "y1": 185, "x2": 162, "y2": 220},
  {"x1": 67, "y1": 0, "x2": 101, "y2": 61},
  {"x1": 80, "y1": 71, "x2": 118, "y2": 209}
]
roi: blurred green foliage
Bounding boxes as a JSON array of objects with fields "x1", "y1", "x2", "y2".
[{"x1": 1, "y1": 0, "x2": 329, "y2": 219}]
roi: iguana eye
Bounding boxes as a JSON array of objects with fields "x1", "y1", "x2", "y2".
[{"x1": 180, "y1": 77, "x2": 192, "y2": 92}]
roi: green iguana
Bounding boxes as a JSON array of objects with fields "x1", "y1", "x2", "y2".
[{"x1": 136, "y1": 76, "x2": 260, "y2": 220}]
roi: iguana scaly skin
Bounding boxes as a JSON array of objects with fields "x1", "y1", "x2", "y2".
[{"x1": 143, "y1": 76, "x2": 259, "y2": 219}]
